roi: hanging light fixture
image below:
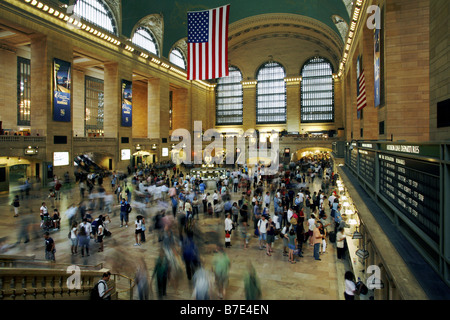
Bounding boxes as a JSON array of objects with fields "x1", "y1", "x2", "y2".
[{"x1": 352, "y1": 227, "x2": 363, "y2": 239}]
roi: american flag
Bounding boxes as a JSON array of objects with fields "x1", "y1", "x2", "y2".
[
  {"x1": 187, "y1": 5, "x2": 230, "y2": 81},
  {"x1": 357, "y1": 69, "x2": 367, "y2": 111}
]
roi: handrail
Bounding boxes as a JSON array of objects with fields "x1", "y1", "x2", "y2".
[{"x1": 111, "y1": 273, "x2": 136, "y2": 300}]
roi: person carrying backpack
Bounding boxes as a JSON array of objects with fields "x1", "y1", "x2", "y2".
[{"x1": 91, "y1": 272, "x2": 114, "y2": 300}]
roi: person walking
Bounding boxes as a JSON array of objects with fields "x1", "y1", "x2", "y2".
[
  {"x1": 257, "y1": 215, "x2": 268, "y2": 250},
  {"x1": 344, "y1": 271, "x2": 358, "y2": 300},
  {"x1": 152, "y1": 249, "x2": 169, "y2": 300},
  {"x1": 43, "y1": 231, "x2": 56, "y2": 262},
  {"x1": 285, "y1": 228, "x2": 297, "y2": 264},
  {"x1": 313, "y1": 222, "x2": 323, "y2": 261},
  {"x1": 336, "y1": 227, "x2": 347, "y2": 260},
  {"x1": 212, "y1": 247, "x2": 231, "y2": 299},
  {"x1": 266, "y1": 217, "x2": 275, "y2": 256},
  {"x1": 224, "y1": 213, "x2": 233, "y2": 248},
  {"x1": 69, "y1": 221, "x2": 78, "y2": 255},
  {"x1": 78, "y1": 218, "x2": 92, "y2": 257},
  {"x1": 244, "y1": 262, "x2": 261, "y2": 300},
  {"x1": 134, "y1": 215, "x2": 144, "y2": 246},
  {"x1": 12, "y1": 195, "x2": 20, "y2": 217},
  {"x1": 240, "y1": 219, "x2": 249, "y2": 249},
  {"x1": 119, "y1": 199, "x2": 129, "y2": 228},
  {"x1": 97, "y1": 272, "x2": 114, "y2": 300},
  {"x1": 281, "y1": 222, "x2": 291, "y2": 257},
  {"x1": 97, "y1": 219, "x2": 105, "y2": 252}
]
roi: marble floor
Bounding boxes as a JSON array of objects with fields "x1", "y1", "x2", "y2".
[{"x1": 0, "y1": 175, "x2": 353, "y2": 300}]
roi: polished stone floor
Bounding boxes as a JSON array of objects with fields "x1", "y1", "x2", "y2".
[{"x1": 0, "y1": 174, "x2": 353, "y2": 300}]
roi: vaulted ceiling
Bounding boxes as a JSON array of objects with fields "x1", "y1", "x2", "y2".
[{"x1": 120, "y1": 0, "x2": 351, "y2": 58}]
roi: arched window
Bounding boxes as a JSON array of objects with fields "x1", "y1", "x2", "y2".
[
  {"x1": 132, "y1": 27, "x2": 159, "y2": 56},
  {"x1": 256, "y1": 61, "x2": 286, "y2": 124},
  {"x1": 301, "y1": 57, "x2": 334, "y2": 123},
  {"x1": 169, "y1": 48, "x2": 186, "y2": 70},
  {"x1": 216, "y1": 66, "x2": 243, "y2": 125},
  {"x1": 73, "y1": 0, "x2": 117, "y2": 35}
]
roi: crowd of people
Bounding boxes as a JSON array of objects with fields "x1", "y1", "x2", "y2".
[{"x1": 7, "y1": 153, "x2": 356, "y2": 300}]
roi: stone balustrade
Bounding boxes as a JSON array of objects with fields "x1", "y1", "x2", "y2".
[{"x1": 0, "y1": 267, "x2": 115, "y2": 300}]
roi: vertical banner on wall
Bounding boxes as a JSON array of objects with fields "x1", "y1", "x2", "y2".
[
  {"x1": 356, "y1": 55, "x2": 361, "y2": 119},
  {"x1": 121, "y1": 80, "x2": 132, "y2": 127},
  {"x1": 374, "y1": 28, "x2": 381, "y2": 107},
  {"x1": 53, "y1": 58, "x2": 71, "y2": 122}
]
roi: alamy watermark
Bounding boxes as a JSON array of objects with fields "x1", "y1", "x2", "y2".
[
  {"x1": 66, "y1": 265, "x2": 81, "y2": 290},
  {"x1": 170, "y1": 121, "x2": 279, "y2": 175},
  {"x1": 366, "y1": 5, "x2": 382, "y2": 30}
]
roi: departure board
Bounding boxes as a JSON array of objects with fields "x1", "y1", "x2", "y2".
[
  {"x1": 358, "y1": 149, "x2": 376, "y2": 185},
  {"x1": 350, "y1": 148, "x2": 358, "y2": 172},
  {"x1": 378, "y1": 153, "x2": 440, "y2": 243}
]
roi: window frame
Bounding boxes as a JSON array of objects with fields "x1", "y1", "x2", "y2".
[
  {"x1": 84, "y1": 76, "x2": 105, "y2": 137},
  {"x1": 256, "y1": 61, "x2": 287, "y2": 124},
  {"x1": 73, "y1": 0, "x2": 117, "y2": 35},
  {"x1": 300, "y1": 57, "x2": 335, "y2": 123},
  {"x1": 215, "y1": 66, "x2": 243, "y2": 126},
  {"x1": 17, "y1": 56, "x2": 31, "y2": 126},
  {"x1": 169, "y1": 47, "x2": 187, "y2": 70},
  {"x1": 132, "y1": 27, "x2": 159, "y2": 57}
]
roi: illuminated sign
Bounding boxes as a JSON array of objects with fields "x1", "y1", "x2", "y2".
[
  {"x1": 162, "y1": 148, "x2": 169, "y2": 157},
  {"x1": 121, "y1": 149, "x2": 131, "y2": 160},
  {"x1": 53, "y1": 152, "x2": 69, "y2": 166},
  {"x1": 386, "y1": 144, "x2": 420, "y2": 154}
]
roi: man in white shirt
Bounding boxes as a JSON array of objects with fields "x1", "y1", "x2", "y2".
[
  {"x1": 257, "y1": 215, "x2": 268, "y2": 250},
  {"x1": 328, "y1": 193, "x2": 336, "y2": 208},
  {"x1": 184, "y1": 200, "x2": 193, "y2": 218},
  {"x1": 40, "y1": 202, "x2": 48, "y2": 220},
  {"x1": 307, "y1": 214, "x2": 316, "y2": 246},
  {"x1": 264, "y1": 192, "x2": 271, "y2": 209},
  {"x1": 98, "y1": 272, "x2": 114, "y2": 300},
  {"x1": 287, "y1": 207, "x2": 294, "y2": 223},
  {"x1": 224, "y1": 213, "x2": 234, "y2": 248}
]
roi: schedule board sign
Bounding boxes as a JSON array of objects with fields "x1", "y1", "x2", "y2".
[
  {"x1": 358, "y1": 149, "x2": 375, "y2": 185},
  {"x1": 378, "y1": 153, "x2": 440, "y2": 243}
]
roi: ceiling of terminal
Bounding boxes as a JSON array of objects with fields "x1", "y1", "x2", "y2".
[
  {"x1": 120, "y1": 0, "x2": 351, "y2": 57},
  {"x1": 55, "y1": 0, "x2": 351, "y2": 59}
]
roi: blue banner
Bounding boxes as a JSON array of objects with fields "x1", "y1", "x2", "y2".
[
  {"x1": 121, "y1": 80, "x2": 132, "y2": 127},
  {"x1": 53, "y1": 58, "x2": 71, "y2": 122},
  {"x1": 374, "y1": 29, "x2": 381, "y2": 107}
]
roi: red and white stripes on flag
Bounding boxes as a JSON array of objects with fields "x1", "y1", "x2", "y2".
[
  {"x1": 357, "y1": 70, "x2": 367, "y2": 111},
  {"x1": 187, "y1": 5, "x2": 230, "y2": 81}
]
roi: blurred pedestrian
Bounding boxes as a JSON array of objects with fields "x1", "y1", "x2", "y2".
[
  {"x1": 151, "y1": 249, "x2": 169, "y2": 299},
  {"x1": 192, "y1": 266, "x2": 212, "y2": 300},
  {"x1": 135, "y1": 258, "x2": 150, "y2": 300},
  {"x1": 244, "y1": 262, "x2": 261, "y2": 300},
  {"x1": 212, "y1": 246, "x2": 231, "y2": 299},
  {"x1": 12, "y1": 195, "x2": 20, "y2": 217}
]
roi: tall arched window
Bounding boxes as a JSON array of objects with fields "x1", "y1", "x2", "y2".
[
  {"x1": 132, "y1": 27, "x2": 159, "y2": 56},
  {"x1": 256, "y1": 61, "x2": 286, "y2": 124},
  {"x1": 169, "y1": 48, "x2": 186, "y2": 70},
  {"x1": 216, "y1": 66, "x2": 243, "y2": 125},
  {"x1": 73, "y1": 0, "x2": 117, "y2": 35},
  {"x1": 301, "y1": 57, "x2": 334, "y2": 123}
]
